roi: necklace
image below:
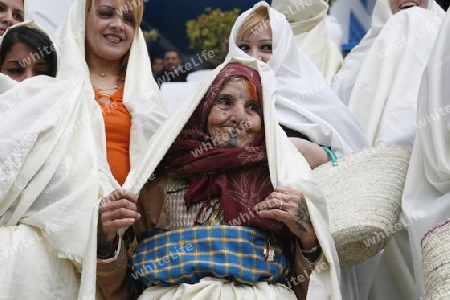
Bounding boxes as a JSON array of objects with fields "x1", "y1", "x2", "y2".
[
  {"x1": 90, "y1": 71, "x2": 120, "y2": 77},
  {"x1": 92, "y1": 84, "x2": 120, "y2": 91},
  {"x1": 91, "y1": 77, "x2": 125, "y2": 92}
]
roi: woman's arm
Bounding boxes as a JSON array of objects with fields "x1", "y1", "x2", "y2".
[{"x1": 288, "y1": 138, "x2": 329, "y2": 169}]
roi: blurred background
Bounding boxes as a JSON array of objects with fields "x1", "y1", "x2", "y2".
[{"x1": 28, "y1": 0, "x2": 450, "y2": 69}]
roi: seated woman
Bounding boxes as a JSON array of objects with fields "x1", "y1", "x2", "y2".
[
  {"x1": 227, "y1": 2, "x2": 368, "y2": 169},
  {"x1": 0, "y1": 0, "x2": 24, "y2": 35},
  {"x1": 96, "y1": 60, "x2": 341, "y2": 299},
  {"x1": 0, "y1": 23, "x2": 57, "y2": 81}
]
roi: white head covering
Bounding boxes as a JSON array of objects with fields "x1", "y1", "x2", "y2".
[
  {"x1": 402, "y1": 8, "x2": 450, "y2": 298},
  {"x1": 0, "y1": 21, "x2": 100, "y2": 299},
  {"x1": 124, "y1": 55, "x2": 342, "y2": 299},
  {"x1": 54, "y1": 0, "x2": 167, "y2": 192},
  {"x1": 227, "y1": 1, "x2": 367, "y2": 157},
  {"x1": 271, "y1": 0, "x2": 344, "y2": 83},
  {"x1": 332, "y1": 0, "x2": 445, "y2": 105}
]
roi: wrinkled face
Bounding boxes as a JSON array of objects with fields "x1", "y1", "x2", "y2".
[
  {"x1": 164, "y1": 51, "x2": 181, "y2": 71},
  {"x1": 389, "y1": 0, "x2": 429, "y2": 13},
  {"x1": 0, "y1": 42, "x2": 50, "y2": 82},
  {"x1": 237, "y1": 24, "x2": 273, "y2": 63},
  {"x1": 85, "y1": 0, "x2": 135, "y2": 63},
  {"x1": 152, "y1": 58, "x2": 163, "y2": 74},
  {"x1": 0, "y1": 0, "x2": 24, "y2": 35},
  {"x1": 207, "y1": 79, "x2": 262, "y2": 148}
]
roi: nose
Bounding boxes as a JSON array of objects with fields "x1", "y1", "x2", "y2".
[
  {"x1": 248, "y1": 47, "x2": 259, "y2": 60},
  {"x1": 229, "y1": 103, "x2": 246, "y2": 125},
  {"x1": 1, "y1": 9, "x2": 13, "y2": 26},
  {"x1": 19, "y1": 68, "x2": 34, "y2": 82},
  {"x1": 109, "y1": 15, "x2": 124, "y2": 30}
]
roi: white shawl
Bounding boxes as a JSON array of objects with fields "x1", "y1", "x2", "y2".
[
  {"x1": 227, "y1": 1, "x2": 368, "y2": 158},
  {"x1": 123, "y1": 56, "x2": 342, "y2": 299},
  {"x1": 0, "y1": 22, "x2": 100, "y2": 299},
  {"x1": 332, "y1": 0, "x2": 444, "y2": 105},
  {"x1": 271, "y1": 0, "x2": 343, "y2": 83},
  {"x1": 347, "y1": 7, "x2": 442, "y2": 148},
  {"x1": 402, "y1": 8, "x2": 450, "y2": 298},
  {"x1": 54, "y1": 0, "x2": 168, "y2": 194}
]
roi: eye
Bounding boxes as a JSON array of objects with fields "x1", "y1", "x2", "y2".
[
  {"x1": 35, "y1": 70, "x2": 50, "y2": 76},
  {"x1": 237, "y1": 44, "x2": 250, "y2": 52},
  {"x1": 123, "y1": 15, "x2": 135, "y2": 24},
  {"x1": 247, "y1": 102, "x2": 261, "y2": 114},
  {"x1": 13, "y1": 11, "x2": 23, "y2": 22},
  {"x1": 0, "y1": 4, "x2": 5, "y2": 13},
  {"x1": 98, "y1": 10, "x2": 113, "y2": 18},
  {"x1": 7, "y1": 68, "x2": 23, "y2": 74},
  {"x1": 261, "y1": 44, "x2": 272, "y2": 53},
  {"x1": 215, "y1": 97, "x2": 232, "y2": 109}
]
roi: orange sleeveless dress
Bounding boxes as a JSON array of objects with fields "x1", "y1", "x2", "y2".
[{"x1": 94, "y1": 88, "x2": 131, "y2": 185}]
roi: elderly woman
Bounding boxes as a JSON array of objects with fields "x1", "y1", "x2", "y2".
[
  {"x1": 96, "y1": 59, "x2": 341, "y2": 299},
  {"x1": 227, "y1": 2, "x2": 367, "y2": 167}
]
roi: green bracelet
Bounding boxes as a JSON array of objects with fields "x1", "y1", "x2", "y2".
[{"x1": 322, "y1": 146, "x2": 338, "y2": 166}]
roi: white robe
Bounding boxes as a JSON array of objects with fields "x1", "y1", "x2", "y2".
[
  {"x1": 0, "y1": 21, "x2": 100, "y2": 300},
  {"x1": 402, "y1": 8, "x2": 450, "y2": 299},
  {"x1": 332, "y1": 0, "x2": 444, "y2": 106}
]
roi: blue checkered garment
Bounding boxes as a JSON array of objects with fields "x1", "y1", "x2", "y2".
[{"x1": 131, "y1": 225, "x2": 291, "y2": 287}]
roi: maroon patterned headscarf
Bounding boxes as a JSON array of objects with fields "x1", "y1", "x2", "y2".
[{"x1": 162, "y1": 63, "x2": 286, "y2": 233}]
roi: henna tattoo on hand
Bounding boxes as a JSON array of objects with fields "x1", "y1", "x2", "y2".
[
  {"x1": 97, "y1": 210, "x2": 118, "y2": 259},
  {"x1": 296, "y1": 197, "x2": 312, "y2": 233}
]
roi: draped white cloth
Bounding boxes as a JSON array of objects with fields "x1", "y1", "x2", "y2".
[
  {"x1": 271, "y1": 0, "x2": 343, "y2": 83},
  {"x1": 0, "y1": 0, "x2": 167, "y2": 297},
  {"x1": 227, "y1": 1, "x2": 367, "y2": 158},
  {"x1": 0, "y1": 21, "x2": 100, "y2": 299},
  {"x1": 334, "y1": 2, "x2": 444, "y2": 300},
  {"x1": 332, "y1": 0, "x2": 444, "y2": 105},
  {"x1": 402, "y1": 8, "x2": 450, "y2": 299},
  {"x1": 123, "y1": 56, "x2": 342, "y2": 300},
  {"x1": 347, "y1": 7, "x2": 442, "y2": 148}
]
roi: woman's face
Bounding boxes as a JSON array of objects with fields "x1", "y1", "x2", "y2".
[
  {"x1": 389, "y1": 0, "x2": 429, "y2": 13},
  {"x1": 85, "y1": 0, "x2": 136, "y2": 63},
  {"x1": 0, "y1": 42, "x2": 50, "y2": 82},
  {"x1": 0, "y1": 0, "x2": 24, "y2": 35},
  {"x1": 207, "y1": 79, "x2": 262, "y2": 148},
  {"x1": 237, "y1": 24, "x2": 273, "y2": 63}
]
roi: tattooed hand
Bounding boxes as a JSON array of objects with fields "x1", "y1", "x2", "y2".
[
  {"x1": 253, "y1": 186, "x2": 318, "y2": 250},
  {"x1": 97, "y1": 189, "x2": 140, "y2": 258}
]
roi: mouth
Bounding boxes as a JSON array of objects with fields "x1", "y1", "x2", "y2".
[
  {"x1": 103, "y1": 33, "x2": 124, "y2": 43},
  {"x1": 0, "y1": 28, "x2": 6, "y2": 35},
  {"x1": 398, "y1": 1, "x2": 419, "y2": 9}
]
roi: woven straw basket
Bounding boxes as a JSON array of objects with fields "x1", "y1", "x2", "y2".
[
  {"x1": 312, "y1": 146, "x2": 411, "y2": 267},
  {"x1": 422, "y1": 219, "x2": 450, "y2": 300}
]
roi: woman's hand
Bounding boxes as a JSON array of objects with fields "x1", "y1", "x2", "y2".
[
  {"x1": 254, "y1": 186, "x2": 318, "y2": 250},
  {"x1": 97, "y1": 189, "x2": 140, "y2": 258}
]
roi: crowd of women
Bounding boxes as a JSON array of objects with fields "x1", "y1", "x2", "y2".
[{"x1": 0, "y1": 0, "x2": 449, "y2": 299}]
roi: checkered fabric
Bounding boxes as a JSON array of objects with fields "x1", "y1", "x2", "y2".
[{"x1": 131, "y1": 225, "x2": 290, "y2": 287}]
